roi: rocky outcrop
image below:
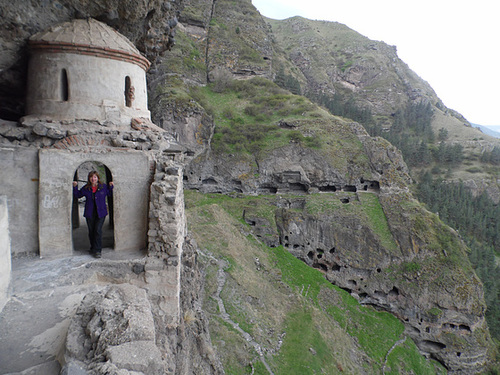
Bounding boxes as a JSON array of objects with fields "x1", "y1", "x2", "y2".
[
  {"x1": 267, "y1": 16, "x2": 441, "y2": 120},
  {"x1": 181, "y1": 107, "x2": 492, "y2": 372},
  {"x1": 65, "y1": 284, "x2": 165, "y2": 374},
  {"x1": 150, "y1": 94, "x2": 215, "y2": 159},
  {"x1": 176, "y1": 236, "x2": 225, "y2": 374},
  {"x1": 273, "y1": 192, "x2": 491, "y2": 373},
  {"x1": 184, "y1": 123, "x2": 410, "y2": 195}
]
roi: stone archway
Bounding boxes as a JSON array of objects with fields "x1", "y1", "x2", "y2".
[
  {"x1": 38, "y1": 148, "x2": 151, "y2": 258},
  {"x1": 71, "y1": 161, "x2": 115, "y2": 253}
]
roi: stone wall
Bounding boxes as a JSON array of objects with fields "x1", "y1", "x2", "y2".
[
  {"x1": 0, "y1": 196, "x2": 11, "y2": 312},
  {"x1": 0, "y1": 146, "x2": 39, "y2": 256},
  {"x1": 146, "y1": 159, "x2": 186, "y2": 327},
  {"x1": 38, "y1": 148, "x2": 153, "y2": 257},
  {"x1": 26, "y1": 52, "x2": 150, "y2": 124}
]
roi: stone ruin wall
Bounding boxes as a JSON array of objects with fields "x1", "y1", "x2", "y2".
[
  {"x1": 0, "y1": 117, "x2": 187, "y2": 328},
  {"x1": 0, "y1": 15, "x2": 194, "y2": 373}
]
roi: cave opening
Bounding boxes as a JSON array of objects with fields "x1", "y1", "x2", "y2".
[{"x1": 319, "y1": 185, "x2": 337, "y2": 192}]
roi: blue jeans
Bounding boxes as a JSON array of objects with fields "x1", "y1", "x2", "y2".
[{"x1": 86, "y1": 214, "x2": 106, "y2": 253}]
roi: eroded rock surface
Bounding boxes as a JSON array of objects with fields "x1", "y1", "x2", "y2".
[
  {"x1": 273, "y1": 193, "x2": 490, "y2": 373},
  {"x1": 65, "y1": 284, "x2": 165, "y2": 374}
]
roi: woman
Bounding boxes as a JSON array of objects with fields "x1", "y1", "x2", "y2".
[{"x1": 73, "y1": 171, "x2": 114, "y2": 258}]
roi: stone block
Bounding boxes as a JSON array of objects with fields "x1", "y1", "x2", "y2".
[{"x1": 105, "y1": 341, "x2": 164, "y2": 374}]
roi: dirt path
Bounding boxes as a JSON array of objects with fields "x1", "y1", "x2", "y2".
[{"x1": 198, "y1": 249, "x2": 275, "y2": 375}]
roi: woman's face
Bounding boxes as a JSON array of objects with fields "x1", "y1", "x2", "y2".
[{"x1": 90, "y1": 174, "x2": 99, "y2": 185}]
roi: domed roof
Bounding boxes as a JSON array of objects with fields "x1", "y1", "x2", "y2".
[{"x1": 29, "y1": 18, "x2": 150, "y2": 71}]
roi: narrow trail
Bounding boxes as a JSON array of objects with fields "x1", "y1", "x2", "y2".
[
  {"x1": 198, "y1": 249, "x2": 275, "y2": 375},
  {"x1": 382, "y1": 336, "x2": 407, "y2": 374}
]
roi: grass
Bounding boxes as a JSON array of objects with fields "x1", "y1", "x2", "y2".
[
  {"x1": 324, "y1": 286, "x2": 404, "y2": 361},
  {"x1": 191, "y1": 79, "x2": 327, "y2": 156},
  {"x1": 271, "y1": 245, "x2": 331, "y2": 304},
  {"x1": 272, "y1": 244, "x2": 405, "y2": 364},
  {"x1": 305, "y1": 192, "x2": 398, "y2": 254},
  {"x1": 188, "y1": 75, "x2": 373, "y2": 177},
  {"x1": 359, "y1": 193, "x2": 399, "y2": 253},
  {"x1": 272, "y1": 307, "x2": 340, "y2": 374},
  {"x1": 185, "y1": 191, "x2": 443, "y2": 374},
  {"x1": 385, "y1": 339, "x2": 447, "y2": 375}
]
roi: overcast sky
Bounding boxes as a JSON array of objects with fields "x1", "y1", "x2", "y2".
[{"x1": 252, "y1": 0, "x2": 500, "y2": 130}]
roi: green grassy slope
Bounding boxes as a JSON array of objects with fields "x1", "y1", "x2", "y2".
[{"x1": 185, "y1": 191, "x2": 446, "y2": 374}]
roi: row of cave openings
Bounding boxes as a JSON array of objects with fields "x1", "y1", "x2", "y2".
[
  {"x1": 59, "y1": 69, "x2": 135, "y2": 107},
  {"x1": 198, "y1": 175, "x2": 380, "y2": 197},
  {"x1": 71, "y1": 161, "x2": 114, "y2": 251},
  {"x1": 284, "y1": 237, "x2": 472, "y2": 362}
]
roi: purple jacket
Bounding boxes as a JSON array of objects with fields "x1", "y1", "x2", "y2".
[{"x1": 73, "y1": 183, "x2": 113, "y2": 218}]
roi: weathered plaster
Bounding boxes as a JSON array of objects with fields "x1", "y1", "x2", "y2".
[
  {"x1": 38, "y1": 149, "x2": 152, "y2": 257},
  {"x1": 0, "y1": 146, "x2": 39, "y2": 255},
  {"x1": 26, "y1": 53, "x2": 150, "y2": 124},
  {"x1": 0, "y1": 196, "x2": 11, "y2": 312}
]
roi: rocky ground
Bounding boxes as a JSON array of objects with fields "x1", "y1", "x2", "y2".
[{"x1": 0, "y1": 245, "x2": 146, "y2": 374}]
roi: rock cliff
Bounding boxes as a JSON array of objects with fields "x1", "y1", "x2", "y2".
[
  {"x1": 179, "y1": 86, "x2": 494, "y2": 371},
  {"x1": 165, "y1": 0, "x2": 495, "y2": 372},
  {"x1": 0, "y1": 0, "x2": 498, "y2": 373}
]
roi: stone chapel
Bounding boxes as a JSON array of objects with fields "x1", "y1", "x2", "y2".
[{"x1": 0, "y1": 18, "x2": 185, "y2": 326}]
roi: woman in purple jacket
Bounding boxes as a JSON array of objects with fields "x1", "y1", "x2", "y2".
[{"x1": 73, "y1": 171, "x2": 114, "y2": 258}]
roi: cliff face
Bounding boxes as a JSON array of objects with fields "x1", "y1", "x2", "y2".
[
  {"x1": 0, "y1": 0, "x2": 497, "y2": 373},
  {"x1": 178, "y1": 84, "x2": 493, "y2": 370},
  {"x1": 167, "y1": 0, "x2": 495, "y2": 372},
  {"x1": 275, "y1": 194, "x2": 489, "y2": 371}
]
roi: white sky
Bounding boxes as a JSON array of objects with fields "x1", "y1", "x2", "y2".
[{"x1": 252, "y1": 0, "x2": 500, "y2": 129}]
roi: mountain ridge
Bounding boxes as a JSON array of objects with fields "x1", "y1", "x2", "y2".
[
  {"x1": 0, "y1": 0, "x2": 498, "y2": 373},
  {"x1": 474, "y1": 124, "x2": 500, "y2": 138}
]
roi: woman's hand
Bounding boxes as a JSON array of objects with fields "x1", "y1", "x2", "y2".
[
  {"x1": 109, "y1": 182, "x2": 114, "y2": 187},
  {"x1": 73, "y1": 181, "x2": 78, "y2": 187}
]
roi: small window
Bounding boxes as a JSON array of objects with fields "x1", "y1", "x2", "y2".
[
  {"x1": 125, "y1": 76, "x2": 134, "y2": 107},
  {"x1": 61, "y1": 69, "x2": 69, "y2": 101}
]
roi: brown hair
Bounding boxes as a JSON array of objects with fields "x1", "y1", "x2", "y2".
[{"x1": 84, "y1": 171, "x2": 102, "y2": 189}]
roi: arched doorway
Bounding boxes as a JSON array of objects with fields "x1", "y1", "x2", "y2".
[{"x1": 72, "y1": 161, "x2": 114, "y2": 253}]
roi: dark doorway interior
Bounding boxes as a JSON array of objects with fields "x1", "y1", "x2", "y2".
[{"x1": 72, "y1": 162, "x2": 114, "y2": 253}]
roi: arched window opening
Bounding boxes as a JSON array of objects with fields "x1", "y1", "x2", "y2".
[
  {"x1": 125, "y1": 76, "x2": 134, "y2": 107},
  {"x1": 61, "y1": 69, "x2": 69, "y2": 101},
  {"x1": 72, "y1": 161, "x2": 114, "y2": 253}
]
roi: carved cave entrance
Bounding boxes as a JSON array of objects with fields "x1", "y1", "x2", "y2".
[{"x1": 71, "y1": 161, "x2": 115, "y2": 252}]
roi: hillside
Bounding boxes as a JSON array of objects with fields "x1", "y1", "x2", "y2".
[
  {"x1": 177, "y1": 75, "x2": 495, "y2": 372},
  {"x1": 163, "y1": 0, "x2": 499, "y2": 372},
  {"x1": 0, "y1": 0, "x2": 499, "y2": 373},
  {"x1": 185, "y1": 190, "x2": 448, "y2": 374},
  {"x1": 266, "y1": 16, "x2": 500, "y2": 199}
]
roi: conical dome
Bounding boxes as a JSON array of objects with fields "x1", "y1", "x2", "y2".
[{"x1": 29, "y1": 18, "x2": 149, "y2": 71}]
